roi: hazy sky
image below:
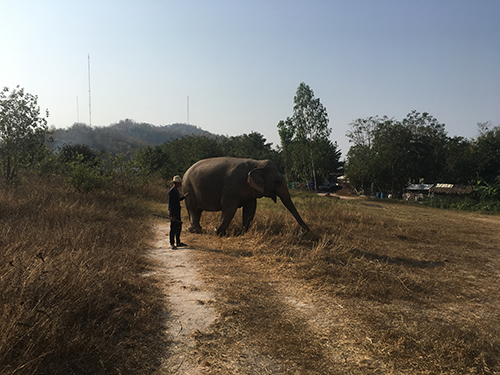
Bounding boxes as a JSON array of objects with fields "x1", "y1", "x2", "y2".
[{"x1": 1, "y1": 0, "x2": 499, "y2": 156}]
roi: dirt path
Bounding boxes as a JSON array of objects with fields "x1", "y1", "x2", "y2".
[
  {"x1": 150, "y1": 223, "x2": 218, "y2": 374},
  {"x1": 151, "y1": 223, "x2": 387, "y2": 374}
]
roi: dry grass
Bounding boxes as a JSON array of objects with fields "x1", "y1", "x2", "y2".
[
  {"x1": 0, "y1": 175, "x2": 168, "y2": 375},
  {"x1": 2, "y1": 175, "x2": 499, "y2": 374},
  {"x1": 184, "y1": 192, "x2": 500, "y2": 374}
]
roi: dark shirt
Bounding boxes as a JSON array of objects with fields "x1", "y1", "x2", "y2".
[{"x1": 168, "y1": 186, "x2": 185, "y2": 220}]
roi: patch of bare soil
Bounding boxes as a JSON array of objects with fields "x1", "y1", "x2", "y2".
[{"x1": 150, "y1": 223, "x2": 389, "y2": 374}]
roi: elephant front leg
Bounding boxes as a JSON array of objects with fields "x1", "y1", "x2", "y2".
[
  {"x1": 188, "y1": 208, "x2": 203, "y2": 234},
  {"x1": 242, "y1": 199, "x2": 257, "y2": 232}
]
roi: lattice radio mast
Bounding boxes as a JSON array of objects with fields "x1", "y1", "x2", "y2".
[
  {"x1": 187, "y1": 96, "x2": 190, "y2": 125},
  {"x1": 88, "y1": 54, "x2": 92, "y2": 126}
]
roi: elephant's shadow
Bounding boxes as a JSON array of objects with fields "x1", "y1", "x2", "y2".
[{"x1": 349, "y1": 249, "x2": 445, "y2": 269}]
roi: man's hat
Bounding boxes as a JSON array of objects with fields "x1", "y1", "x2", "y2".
[{"x1": 172, "y1": 175, "x2": 182, "y2": 183}]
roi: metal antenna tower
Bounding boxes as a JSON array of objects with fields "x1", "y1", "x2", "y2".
[
  {"x1": 76, "y1": 95, "x2": 79, "y2": 123},
  {"x1": 88, "y1": 54, "x2": 92, "y2": 126},
  {"x1": 187, "y1": 96, "x2": 189, "y2": 125}
]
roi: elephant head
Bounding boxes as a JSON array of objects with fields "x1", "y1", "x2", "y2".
[{"x1": 247, "y1": 163, "x2": 310, "y2": 232}]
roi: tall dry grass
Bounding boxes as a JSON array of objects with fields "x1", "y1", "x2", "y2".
[
  {"x1": 0, "y1": 175, "x2": 168, "y2": 375},
  {"x1": 187, "y1": 191, "x2": 500, "y2": 373}
]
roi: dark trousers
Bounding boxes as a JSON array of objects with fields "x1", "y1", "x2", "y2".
[{"x1": 170, "y1": 220, "x2": 182, "y2": 245}]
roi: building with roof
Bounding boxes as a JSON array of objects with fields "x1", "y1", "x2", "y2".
[{"x1": 429, "y1": 183, "x2": 473, "y2": 196}]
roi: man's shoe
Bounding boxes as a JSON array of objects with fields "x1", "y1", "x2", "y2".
[
  {"x1": 171, "y1": 245, "x2": 177, "y2": 250},
  {"x1": 177, "y1": 243, "x2": 188, "y2": 247}
]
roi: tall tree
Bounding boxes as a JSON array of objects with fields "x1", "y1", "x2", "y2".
[
  {"x1": 346, "y1": 116, "x2": 388, "y2": 193},
  {"x1": 0, "y1": 86, "x2": 50, "y2": 179},
  {"x1": 277, "y1": 118, "x2": 294, "y2": 178},
  {"x1": 443, "y1": 136, "x2": 475, "y2": 185},
  {"x1": 474, "y1": 124, "x2": 500, "y2": 184},
  {"x1": 278, "y1": 82, "x2": 338, "y2": 188},
  {"x1": 401, "y1": 111, "x2": 448, "y2": 183}
]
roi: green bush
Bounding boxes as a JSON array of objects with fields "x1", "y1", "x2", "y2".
[{"x1": 68, "y1": 159, "x2": 109, "y2": 193}]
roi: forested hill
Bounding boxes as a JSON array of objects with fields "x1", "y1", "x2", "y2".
[{"x1": 50, "y1": 119, "x2": 217, "y2": 154}]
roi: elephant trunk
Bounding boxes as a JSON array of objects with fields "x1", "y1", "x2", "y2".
[{"x1": 277, "y1": 186, "x2": 310, "y2": 232}]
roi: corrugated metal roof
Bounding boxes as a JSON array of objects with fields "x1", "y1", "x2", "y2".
[{"x1": 406, "y1": 184, "x2": 434, "y2": 191}]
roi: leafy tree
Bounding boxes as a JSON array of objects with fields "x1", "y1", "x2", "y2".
[
  {"x1": 0, "y1": 86, "x2": 50, "y2": 179},
  {"x1": 278, "y1": 82, "x2": 339, "y2": 187},
  {"x1": 401, "y1": 111, "x2": 448, "y2": 183},
  {"x1": 313, "y1": 138, "x2": 343, "y2": 183},
  {"x1": 474, "y1": 124, "x2": 500, "y2": 184},
  {"x1": 346, "y1": 116, "x2": 388, "y2": 193},
  {"x1": 370, "y1": 118, "x2": 413, "y2": 193},
  {"x1": 219, "y1": 132, "x2": 277, "y2": 161},
  {"x1": 346, "y1": 116, "x2": 383, "y2": 148},
  {"x1": 345, "y1": 144, "x2": 374, "y2": 193},
  {"x1": 442, "y1": 136, "x2": 475, "y2": 185},
  {"x1": 165, "y1": 135, "x2": 221, "y2": 177},
  {"x1": 345, "y1": 111, "x2": 449, "y2": 195},
  {"x1": 134, "y1": 135, "x2": 221, "y2": 180},
  {"x1": 134, "y1": 145, "x2": 171, "y2": 177},
  {"x1": 277, "y1": 118, "x2": 294, "y2": 178},
  {"x1": 58, "y1": 143, "x2": 99, "y2": 166}
]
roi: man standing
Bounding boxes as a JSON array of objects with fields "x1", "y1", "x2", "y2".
[{"x1": 168, "y1": 175, "x2": 188, "y2": 249}]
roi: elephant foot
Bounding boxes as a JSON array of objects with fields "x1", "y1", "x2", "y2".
[
  {"x1": 215, "y1": 227, "x2": 226, "y2": 237},
  {"x1": 189, "y1": 225, "x2": 202, "y2": 234}
]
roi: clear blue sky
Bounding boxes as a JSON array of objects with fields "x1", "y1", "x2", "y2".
[{"x1": 1, "y1": 0, "x2": 499, "y2": 157}]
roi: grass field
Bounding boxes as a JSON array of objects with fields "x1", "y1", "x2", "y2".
[{"x1": 1, "y1": 176, "x2": 499, "y2": 374}]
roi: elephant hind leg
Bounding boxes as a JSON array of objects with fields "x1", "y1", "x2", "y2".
[
  {"x1": 242, "y1": 199, "x2": 257, "y2": 232},
  {"x1": 216, "y1": 204, "x2": 238, "y2": 236}
]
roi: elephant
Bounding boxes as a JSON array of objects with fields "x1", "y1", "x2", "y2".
[{"x1": 182, "y1": 157, "x2": 310, "y2": 236}]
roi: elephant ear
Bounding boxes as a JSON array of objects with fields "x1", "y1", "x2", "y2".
[{"x1": 247, "y1": 168, "x2": 265, "y2": 194}]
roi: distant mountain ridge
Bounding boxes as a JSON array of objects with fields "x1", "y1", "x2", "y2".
[{"x1": 51, "y1": 119, "x2": 217, "y2": 154}]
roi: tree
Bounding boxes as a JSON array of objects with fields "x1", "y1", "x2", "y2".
[
  {"x1": 370, "y1": 119, "x2": 414, "y2": 193},
  {"x1": 134, "y1": 135, "x2": 222, "y2": 180},
  {"x1": 219, "y1": 132, "x2": 277, "y2": 161},
  {"x1": 346, "y1": 116, "x2": 388, "y2": 193},
  {"x1": 345, "y1": 144, "x2": 375, "y2": 193},
  {"x1": 474, "y1": 124, "x2": 500, "y2": 184},
  {"x1": 345, "y1": 111, "x2": 449, "y2": 195},
  {"x1": 58, "y1": 143, "x2": 99, "y2": 166},
  {"x1": 278, "y1": 83, "x2": 339, "y2": 187},
  {"x1": 346, "y1": 116, "x2": 385, "y2": 148},
  {"x1": 401, "y1": 111, "x2": 448, "y2": 183},
  {"x1": 442, "y1": 136, "x2": 475, "y2": 185},
  {"x1": 0, "y1": 86, "x2": 50, "y2": 179},
  {"x1": 277, "y1": 118, "x2": 294, "y2": 178}
]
